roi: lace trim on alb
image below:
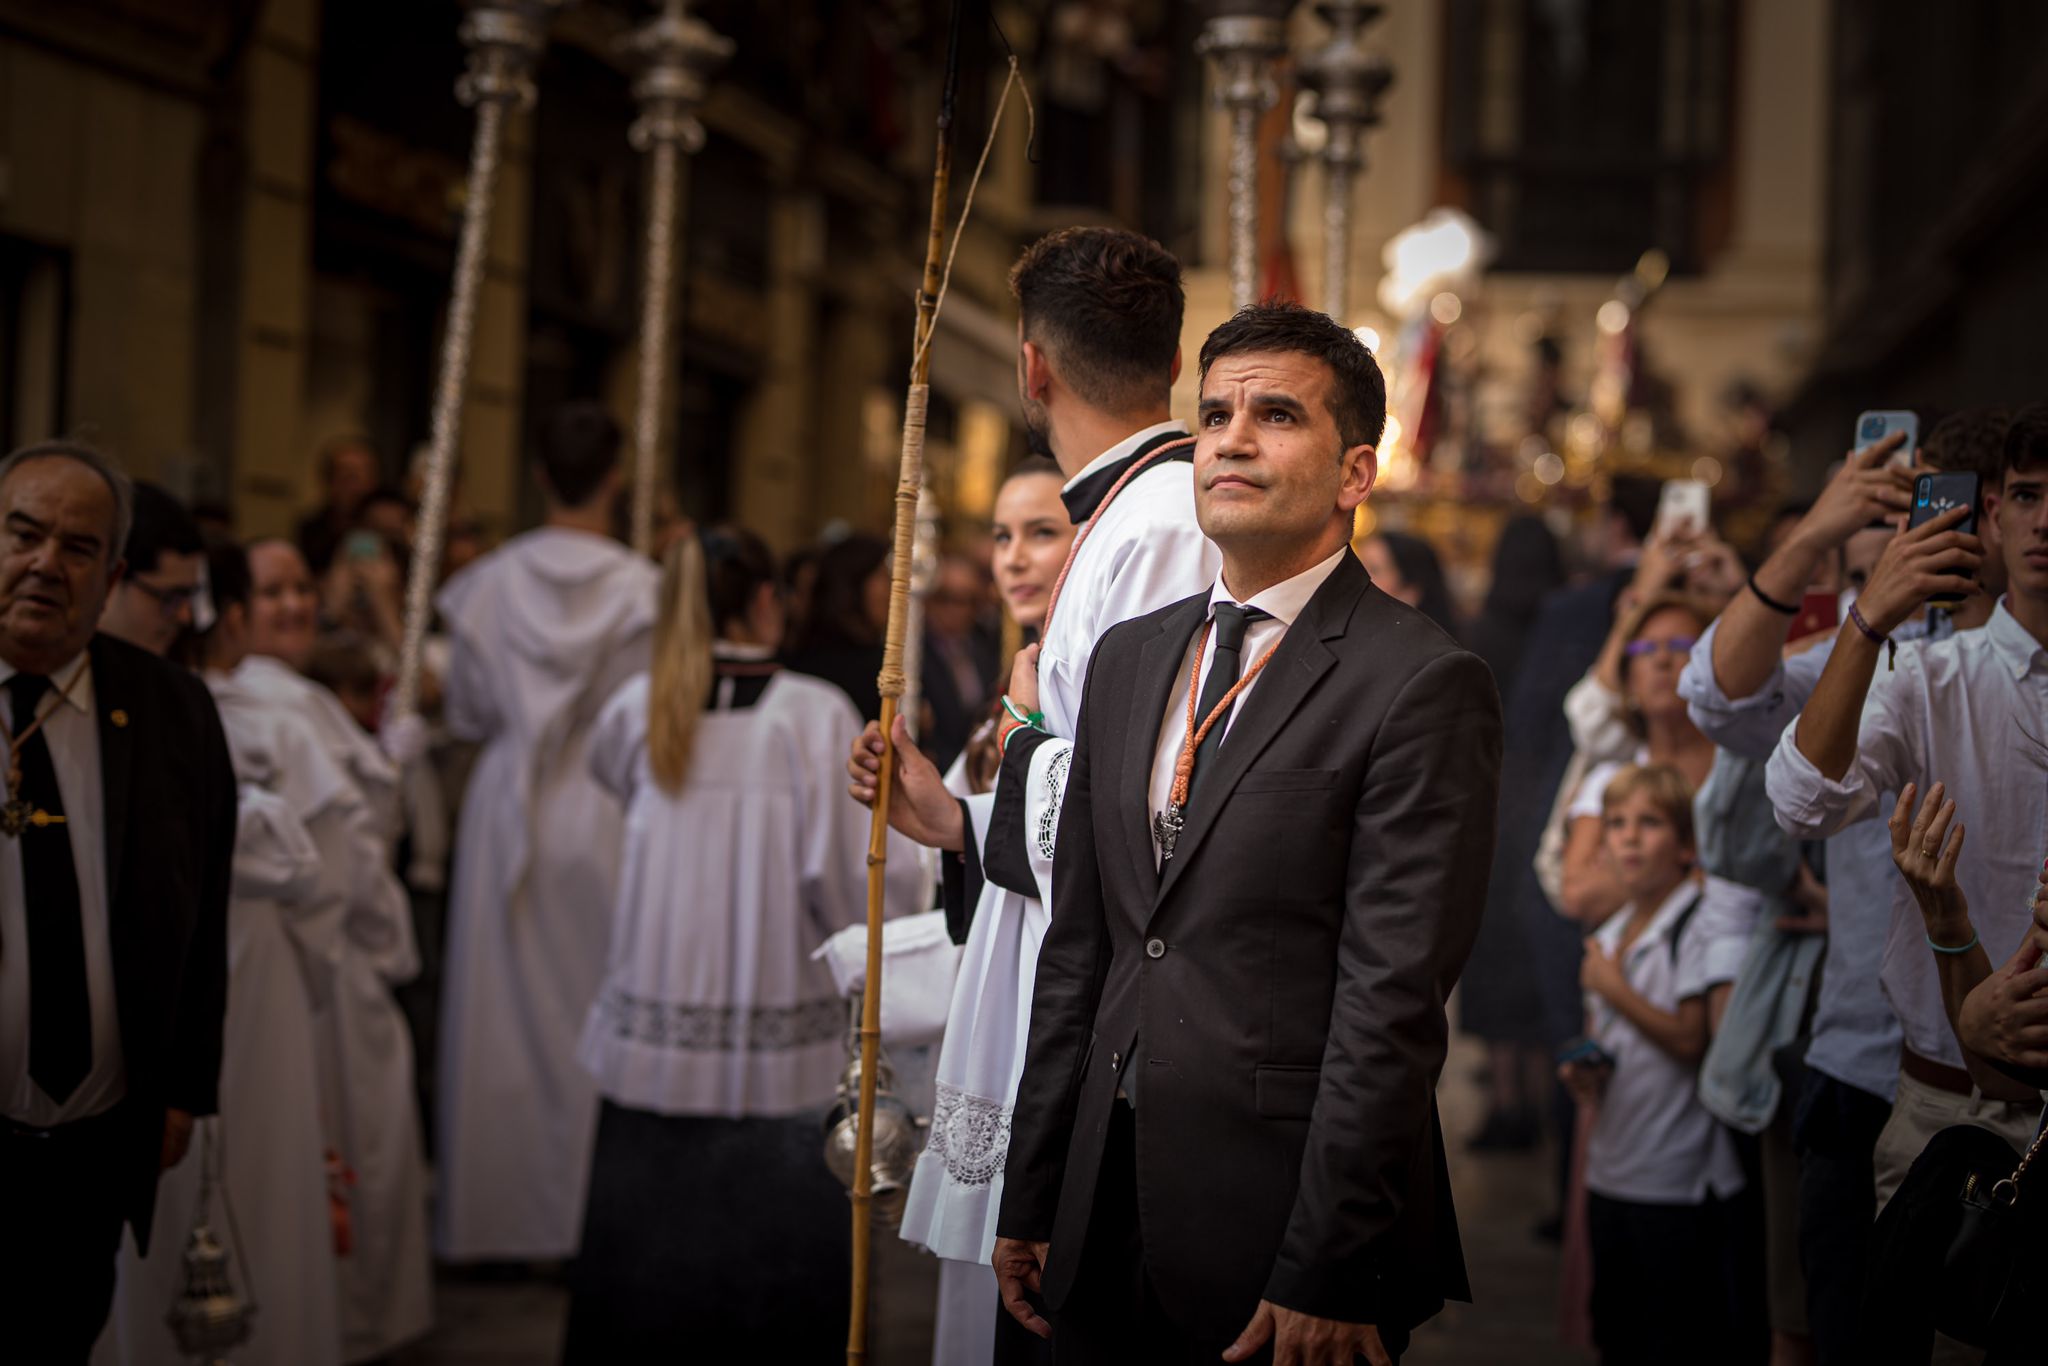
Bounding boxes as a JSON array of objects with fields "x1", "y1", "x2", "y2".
[
  {"x1": 1035, "y1": 745, "x2": 1073, "y2": 861},
  {"x1": 925, "y1": 1082, "x2": 1014, "y2": 1188},
  {"x1": 599, "y1": 988, "x2": 844, "y2": 1052}
]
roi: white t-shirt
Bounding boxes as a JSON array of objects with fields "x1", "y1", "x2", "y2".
[{"x1": 1585, "y1": 881, "x2": 1747, "y2": 1205}]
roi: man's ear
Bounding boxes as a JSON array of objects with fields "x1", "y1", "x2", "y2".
[
  {"x1": 1168, "y1": 345, "x2": 1183, "y2": 387},
  {"x1": 1021, "y1": 340, "x2": 1052, "y2": 403},
  {"x1": 108, "y1": 554, "x2": 127, "y2": 588},
  {"x1": 1337, "y1": 444, "x2": 1377, "y2": 513}
]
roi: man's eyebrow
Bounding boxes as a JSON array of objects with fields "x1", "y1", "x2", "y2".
[
  {"x1": 1248, "y1": 392, "x2": 1309, "y2": 417},
  {"x1": 4, "y1": 509, "x2": 47, "y2": 534},
  {"x1": 1197, "y1": 396, "x2": 1233, "y2": 416}
]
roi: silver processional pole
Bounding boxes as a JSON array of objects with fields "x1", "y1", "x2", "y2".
[
  {"x1": 392, "y1": 0, "x2": 567, "y2": 725},
  {"x1": 1198, "y1": 9, "x2": 1291, "y2": 312},
  {"x1": 1296, "y1": 0, "x2": 1392, "y2": 322},
  {"x1": 623, "y1": 0, "x2": 731, "y2": 558}
]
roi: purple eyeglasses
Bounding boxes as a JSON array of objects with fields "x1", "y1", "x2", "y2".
[{"x1": 1624, "y1": 636, "x2": 1699, "y2": 658}]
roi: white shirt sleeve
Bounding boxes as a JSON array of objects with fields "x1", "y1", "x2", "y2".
[
  {"x1": 587, "y1": 679, "x2": 647, "y2": 801},
  {"x1": 1681, "y1": 618, "x2": 1833, "y2": 761},
  {"x1": 1764, "y1": 657, "x2": 1922, "y2": 840},
  {"x1": 1674, "y1": 876, "x2": 1765, "y2": 1001},
  {"x1": 1564, "y1": 672, "x2": 1634, "y2": 760},
  {"x1": 1569, "y1": 760, "x2": 1624, "y2": 823}
]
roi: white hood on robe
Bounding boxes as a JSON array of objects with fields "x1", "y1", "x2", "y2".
[{"x1": 438, "y1": 528, "x2": 656, "y2": 684}]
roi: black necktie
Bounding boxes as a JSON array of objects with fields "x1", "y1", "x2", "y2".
[
  {"x1": 8, "y1": 673, "x2": 90, "y2": 1105},
  {"x1": 1188, "y1": 603, "x2": 1270, "y2": 809}
]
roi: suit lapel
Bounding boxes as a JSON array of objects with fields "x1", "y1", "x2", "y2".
[
  {"x1": 1153, "y1": 554, "x2": 1365, "y2": 909},
  {"x1": 1123, "y1": 598, "x2": 1207, "y2": 910},
  {"x1": 91, "y1": 638, "x2": 133, "y2": 907}
]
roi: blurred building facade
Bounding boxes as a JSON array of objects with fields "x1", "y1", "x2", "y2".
[{"x1": 1, "y1": 0, "x2": 2042, "y2": 559}]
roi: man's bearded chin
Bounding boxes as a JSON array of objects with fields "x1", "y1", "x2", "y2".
[{"x1": 1022, "y1": 404, "x2": 1055, "y2": 459}]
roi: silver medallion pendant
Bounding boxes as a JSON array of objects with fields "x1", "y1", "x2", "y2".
[{"x1": 1152, "y1": 803, "x2": 1185, "y2": 861}]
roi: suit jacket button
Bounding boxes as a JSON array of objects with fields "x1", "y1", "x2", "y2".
[{"x1": 1145, "y1": 937, "x2": 1166, "y2": 959}]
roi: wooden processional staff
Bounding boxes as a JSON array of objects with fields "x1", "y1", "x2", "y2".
[
  {"x1": 391, "y1": 0, "x2": 565, "y2": 726},
  {"x1": 849, "y1": 8, "x2": 1030, "y2": 1358}
]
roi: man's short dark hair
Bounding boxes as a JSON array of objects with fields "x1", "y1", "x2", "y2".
[
  {"x1": 1999, "y1": 405, "x2": 2048, "y2": 487},
  {"x1": 1923, "y1": 408, "x2": 2011, "y2": 484},
  {"x1": 1196, "y1": 302, "x2": 1387, "y2": 449},
  {"x1": 124, "y1": 481, "x2": 204, "y2": 577},
  {"x1": 1009, "y1": 227, "x2": 1184, "y2": 416},
  {"x1": 539, "y1": 402, "x2": 622, "y2": 508}
]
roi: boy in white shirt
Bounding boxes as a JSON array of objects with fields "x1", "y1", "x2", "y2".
[{"x1": 1564, "y1": 764, "x2": 1746, "y2": 1366}]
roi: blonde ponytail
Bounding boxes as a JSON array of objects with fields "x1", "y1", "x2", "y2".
[{"x1": 648, "y1": 535, "x2": 714, "y2": 793}]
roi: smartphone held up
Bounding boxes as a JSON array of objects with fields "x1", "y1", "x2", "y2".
[{"x1": 1906, "y1": 471, "x2": 1982, "y2": 606}]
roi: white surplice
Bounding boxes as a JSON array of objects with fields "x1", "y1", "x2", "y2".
[
  {"x1": 232, "y1": 655, "x2": 432, "y2": 1362},
  {"x1": 435, "y1": 528, "x2": 658, "y2": 1257},
  {"x1": 95, "y1": 786, "x2": 339, "y2": 1366},
  {"x1": 578, "y1": 656, "x2": 921, "y2": 1116},
  {"x1": 899, "y1": 424, "x2": 1218, "y2": 1281}
]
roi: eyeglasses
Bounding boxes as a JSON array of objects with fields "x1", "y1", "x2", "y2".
[
  {"x1": 1623, "y1": 636, "x2": 1698, "y2": 658},
  {"x1": 128, "y1": 577, "x2": 204, "y2": 613}
]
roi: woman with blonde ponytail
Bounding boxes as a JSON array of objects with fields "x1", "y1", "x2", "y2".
[{"x1": 563, "y1": 525, "x2": 920, "y2": 1359}]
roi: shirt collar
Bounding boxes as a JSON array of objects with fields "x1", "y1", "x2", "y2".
[
  {"x1": 1207, "y1": 548, "x2": 1349, "y2": 628},
  {"x1": 1596, "y1": 877, "x2": 1702, "y2": 955},
  {"x1": 0, "y1": 648, "x2": 94, "y2": 718},
  {"x1": 1986, "y1": 598, "x2": 2048, "y2": 682},
  {"x1": 1058, "y1": 420, "x2": 1192, "y2": 524}
]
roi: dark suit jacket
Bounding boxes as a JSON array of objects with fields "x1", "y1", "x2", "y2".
[
  {"x1": 995, "y1": 552, "x2": 1502, "y2": 1346},
  {"x1": 88, "y1": 633, "x2": 236, "y2": 1252}
]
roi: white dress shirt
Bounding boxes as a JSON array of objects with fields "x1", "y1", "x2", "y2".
[
  {"x1": 1766, "y1": 601, "x2": 2048, "y2": 1070},
  {"x1": 0, "y1": 651, "x2": 125, "y2": 1125},
  {"x1": 1146, "y1": 549, "x2": 1349, "y2": 869}
]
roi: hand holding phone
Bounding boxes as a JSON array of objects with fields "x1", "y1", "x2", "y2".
[
  {"x1": 1856, "y1": 492, "x2": 1983, "y2": 635},
  {"x1": 1856, "y1": 409, "x2": 1920, "y2": 471},
  {"x1": 1905, "y1": 473, "x2": 1981, "y2": 606},
  {"x1": 1655, "y1": 479, "x2": 1712, "y2": 539}
]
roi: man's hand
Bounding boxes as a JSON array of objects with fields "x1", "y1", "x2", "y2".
[
  {"x1": 845, "y1": 715, "x2": 964, "y2": 851},
  {"x1": 1791, "y1": 429, "x2": 1918, "y2": 552},
  {"x1": 1008, "y1": 642, "x2": 1042, "y2": 719},
  {"x1": 992, "y1": 1237, "x2": 1052, "y2": 1340},
  {"x1": 1224, "y1": 1300, "x2": 1392, "y2": 1366},
  {"x1": 161, "y1": 1109, "x2": 195, "y2": 1171},
  {"x1": 1888, "y1": 782, "x2": 1971, "y2": 942},
  {"x1": 1855, "y1": 506, "x2": 1981, "y2": 636}
]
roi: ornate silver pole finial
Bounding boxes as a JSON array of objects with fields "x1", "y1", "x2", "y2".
[
  {"x1": 624, "y1": 0, "x2": 732, "y2": 557},
  {"x1": 1296, "y1": 0, "x2": 1392, "y2": 322},
  {"x1": 392, "y1": 0, "x2": 566, "y2": 726},
  {"x1": 1197, "y1": 10, "x2": 1291, "y2": 311}
]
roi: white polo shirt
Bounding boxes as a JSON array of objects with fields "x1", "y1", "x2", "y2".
[{"x1": 1584, "y1": 880, "x2": 1746, "y2": 1205}]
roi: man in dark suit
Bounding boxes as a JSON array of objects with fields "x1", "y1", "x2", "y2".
[
  {"x1": 0, "y1": 440, "x2": 235, "y2": 1361},
  {"x1": 993, "y1": 304, "x2": 1502, "y2": 1365}
]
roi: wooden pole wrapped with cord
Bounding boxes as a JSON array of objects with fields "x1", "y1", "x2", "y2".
[{"x1": 850, "y1": 13, "x2": 959, "y2": 1358}]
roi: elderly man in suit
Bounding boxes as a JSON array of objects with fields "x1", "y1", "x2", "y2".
[
  {"x1": 994, "y1": 304, "x2": 1502, "y2": 1365},
  {"x1": 0, "y1": 440, "x2": 235, "y2": 1361}
]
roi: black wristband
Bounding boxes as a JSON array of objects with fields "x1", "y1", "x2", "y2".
[{"x1": 1747, "y1": 573, "x2": 1799, "y2": 615}]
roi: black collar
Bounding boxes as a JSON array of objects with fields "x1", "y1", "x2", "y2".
[{"x1": 1059, "y1": 428, "x2": 1193, "y2": 524}]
